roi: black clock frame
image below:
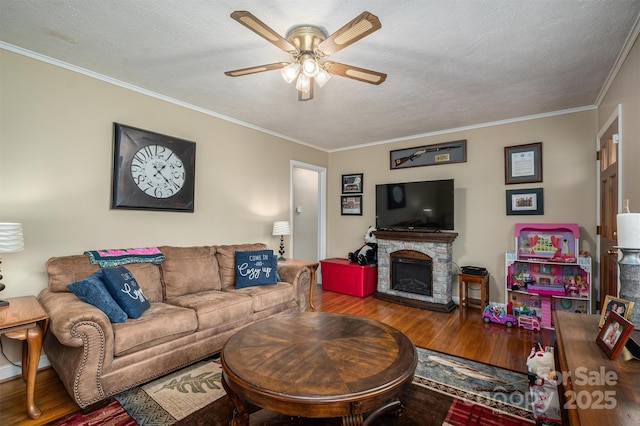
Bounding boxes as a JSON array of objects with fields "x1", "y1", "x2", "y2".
[{"x1": 111, "y1": 123, "x2": 196, "y2": 212}]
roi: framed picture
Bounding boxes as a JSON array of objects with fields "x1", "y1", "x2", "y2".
[
  {"x1": 341, "y1": 195, "x2": 362, "y2": 216},
  {"x1": 111, "y1": 123, "x2": 196, "y2": 212},
  {"x1": 342, "y1": 173, "x2": 363, "y2": 194},
  {"x1": 596, "y1": 310, "x2": 634, "y2": 360},
  {"x1": 390, "y1": 140, "x2": 467, "y2": 169},
  {"x1": 598, "y1": 295, "x2": 635, "y2": 328},
  {"x1": 505, "y1": 188, "x2": 544, "y2": 215},
  {"x1": 504, "y1": 142, "x2": 542, "y2": 185}
]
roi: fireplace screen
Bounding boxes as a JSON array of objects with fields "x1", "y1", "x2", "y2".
[{"x1": 391, "y1": 255, "x2": 433, "y2": 296}]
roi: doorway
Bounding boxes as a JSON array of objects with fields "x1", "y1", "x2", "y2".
[
  {"x1": 597, "y1": 105, "x2": 621, "y2": 311},
  {"x1": 291, "y1": 161, "x2": 326, "y2": 266}
]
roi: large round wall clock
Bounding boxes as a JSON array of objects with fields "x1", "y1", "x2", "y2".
[{"x1": 111, "y1": 123, "x2": 196, "y2": 212}]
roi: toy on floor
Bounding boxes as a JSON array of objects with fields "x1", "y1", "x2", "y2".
[
  {"x1": 527, "y1": 343, "x2": 561, "y2": 424},
  {"x1": 518, "y1": 315, "x2": 541, "y2": 332},
  {"x1": 348, "y1": 226, "x2": 378, "y2": 266},
  {"x1": 481, "y1": 304, "x2": 518, "y2": 328}
]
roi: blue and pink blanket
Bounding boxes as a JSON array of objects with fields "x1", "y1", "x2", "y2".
[{"x1": 84, "y1": 247, "x2": 166, "y2": 267}]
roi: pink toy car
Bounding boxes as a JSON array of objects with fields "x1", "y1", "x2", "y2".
[
  {"x1": 518, "y1": 315, "x2": 541, "y2": 331},
  {"x1": 482, "y1": 304, "x2": 518, "y2": 328}
]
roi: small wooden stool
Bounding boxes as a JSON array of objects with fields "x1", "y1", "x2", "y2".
[{"x1": 458, "y1": 273, "x2": 490, "y2": 310}]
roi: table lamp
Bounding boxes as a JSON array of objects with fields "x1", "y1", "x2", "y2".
[
  {"x1": 272, "y1": 221, "x2": 291, "y2": 261},
  {"x1": 0, "y1": 223, "x2": 25, "y2": 307}
]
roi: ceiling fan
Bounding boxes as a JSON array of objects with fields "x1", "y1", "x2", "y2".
[{"x1": 224, "y1": 10, "x2": 387, "y2": 101}]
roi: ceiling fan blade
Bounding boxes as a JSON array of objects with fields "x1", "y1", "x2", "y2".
[
  {"x1": 224, "y1": 62, "x2": 289, "y2": 77},
  {"x1": 324, "y1": 62, "x2": 387, "y2": 85},
  {"x1": 316, "y1": 11, "x2": 381, "y2": 57},
  {"x1": 298, "y1": 79, "x2": 314, "y2": 101},
  {"x1": 231, "y1": 11, "x2": 297, "y2": 54}
]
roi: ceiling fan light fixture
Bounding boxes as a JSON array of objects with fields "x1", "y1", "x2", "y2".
[
  {"x1": 315, "y1": 68, "x2": 331, "y2": 87},
  {"x1": 295, "y1": 74, "x2": 311, "y2": 92},
  {"x1": 300, "y1": 54, "x2": 320, "y2": 77},
  {"x1": 280, "y1": 62, "x2": 300, "y2": 83}
]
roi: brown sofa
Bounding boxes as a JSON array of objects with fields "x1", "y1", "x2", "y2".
[{"x1": 38, "y1": 243, "x2": 310, "y2": 408}]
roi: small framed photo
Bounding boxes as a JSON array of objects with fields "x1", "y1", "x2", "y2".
[
  {"x1": 596, "y1": 310, "x2": 634, "y2": 360},
  {"x1": 341, "y1": 195, "x2": 362, "y2": 216},
  {"x1": 342, "y1": 173, "x2": 363, "y2": 194},
  {"x1": 598, "y1": 295, "x2": 635, "y2": 328},
  {"x1": 505, "y1": 188, "x2": 544, "y2": 215},
  {"x1": 504, "y1": 142, "x2": 542, "y2": 185}
]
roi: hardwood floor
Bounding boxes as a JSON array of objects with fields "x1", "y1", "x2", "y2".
[{"x1": 0, "y1": 286, "x2": 555, "y2": 425}]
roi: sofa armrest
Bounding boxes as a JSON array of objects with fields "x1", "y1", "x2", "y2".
[
  {"x1": 38, "y1": 288, "x2": 118, "y2": 406},
  {"x1": 277, "y1": 264, "x2": 311, "y2": 310}
]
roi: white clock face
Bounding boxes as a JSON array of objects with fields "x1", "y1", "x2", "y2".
[{"x1": 130, "y1": 144, "x2": 185, "y2": 199}]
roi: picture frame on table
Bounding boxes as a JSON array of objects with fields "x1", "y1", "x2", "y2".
[
  {"x1": 596, "y1": 310, "x2": 634, "y2": 360},
  {"x1": 342, "y1": 173, "x2": 363, "y2": 194},
  {"x1": 341, "y1": 195, "x2": 362, "y2": 216},
  {"x1": 504, "y1": 142, "x2": 542, "y2": 185},
  {"x1": 505, "y1": 188, "x2": 544, "y2": 215},
  {"x1": 598, "y1": 295, "x2": 635, "y2": 328}
]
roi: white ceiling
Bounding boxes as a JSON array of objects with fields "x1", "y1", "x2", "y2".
[{"x1": 1, "y1": 1, "x2": 639, "y2": 151}]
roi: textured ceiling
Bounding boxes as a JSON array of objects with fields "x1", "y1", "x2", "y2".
[{"x1": 1, "y1": 1, "x2": 639, "y2": 151}]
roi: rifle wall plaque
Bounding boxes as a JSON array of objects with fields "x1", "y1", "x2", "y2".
[{"x1": 389, "y1": 140, "x2": 467, "y2": 170}]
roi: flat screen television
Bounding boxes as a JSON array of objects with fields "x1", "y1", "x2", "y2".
[{"x1": 375, "y1": 179, "x2": 454, "y2": 231}]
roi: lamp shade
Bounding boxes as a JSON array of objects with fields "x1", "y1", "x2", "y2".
[
  {"x1": 272, "y1": 221, "x2": 291, "y2": 236},
  {"x1": 617, "y1": 213, "x2": 640, "y2": 248},
  {"x1": 0, "y1": 223, "x2": 24, "y2": 253}
]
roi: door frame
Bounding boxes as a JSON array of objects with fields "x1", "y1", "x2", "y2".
[
  {"x1": 290, "y1": 160, "x2": 327, "y2": 262},
  {"x1": 596, "y1": 103, "x2": 623, "y2": 303}
]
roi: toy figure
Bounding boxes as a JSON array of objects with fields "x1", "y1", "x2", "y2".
[
  {"x1": 576, "y1": 274, "x2": 589, "y2": 297},
  {"x1": 348, "y1": 226, "x2": 378, "y2": 266}
]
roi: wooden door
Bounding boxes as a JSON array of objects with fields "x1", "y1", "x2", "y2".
[{"x1": 599, "y1": 119, "x2": 619, "y2": 310}]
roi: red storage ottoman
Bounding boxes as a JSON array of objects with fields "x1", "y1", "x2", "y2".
[{"x1": 320, "y1": 258, "x2": 377, "y2": 297}]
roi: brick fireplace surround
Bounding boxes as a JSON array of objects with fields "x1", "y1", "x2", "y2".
[{"x1": 374, "y1": 230, "x2": 458, "y2": 312}]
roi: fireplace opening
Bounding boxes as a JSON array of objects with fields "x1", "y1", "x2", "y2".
[{"x1": 391, "y1": 250, "x2": 433, "y2": 297}]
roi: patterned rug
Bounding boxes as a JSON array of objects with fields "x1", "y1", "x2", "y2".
[
  {"x1": 50, "y1": 348, "x2": 538, "y2": 425},
  {"x1": 413, "y1": 347, "x2": 534, "y2": 422}
]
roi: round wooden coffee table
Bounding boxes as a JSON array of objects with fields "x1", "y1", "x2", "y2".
[{"x1": 221, "y1": 312, "x2": 417, "y2": 425}]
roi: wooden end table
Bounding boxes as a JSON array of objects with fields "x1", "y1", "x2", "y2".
[
  {"x1": 458, "y1": 272, "x2": 490, "y2": 310},
  {"x1": 221, "y1": 312, "x2": 417, "y2": 425},
  {"x1": 0, "y1": 295, "x2": 49, "y2": 419},
  {"x1": 278, "y1": 258, "x2": 319, "y2": 310}
]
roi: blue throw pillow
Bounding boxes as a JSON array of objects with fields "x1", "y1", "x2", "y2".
[
  {"x1": 67, "y1": 270, "x2": 128, "y2": 323},
  {"x1": 235, "y1": 250, "x2": 279, "y2": 288},
  {"x1": 101, "y1": 266, "x2": 151, "y2": 319}
]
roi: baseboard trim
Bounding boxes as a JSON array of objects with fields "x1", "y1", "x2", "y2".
[{"x1": 0, "y1": 355, "x2": 50, "y2": 382}]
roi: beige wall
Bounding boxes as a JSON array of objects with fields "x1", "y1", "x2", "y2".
[
  {"x1": 327, "y1": 110, "x2": 598, "y2": 305},
  {"x1": 598, "y1": 37, "x2": 640, "y2": 210},
  {"x1": 0, "y1": 50, "x2": 328, "y2": 299}
]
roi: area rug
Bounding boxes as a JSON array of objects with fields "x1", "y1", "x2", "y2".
[
  {"x1": 50, "y1": 348, "x2": 538, "y2": 426},
  {"x1": 413, "y1": 347, "x2": 534, "y2": 422},
  {"x1": 443, "y1": 398, "x2": 533, "y2": 426}
]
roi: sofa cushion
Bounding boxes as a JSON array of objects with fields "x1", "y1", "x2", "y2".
[
  {"x1": 66, "y1": 270, "x2": 128, "y2": 323},
  {"x1": 216, "y1": 243, "x2": 269, "y2": 290},
  {"x1": 45, "y1": 255, "x2": 163, "y2": 303},
  {"x1": 46, "y1": 255, "x2": 101, "y2": 293},
  {"x1": 112, "y1": 302, "x2": 198, "y2": 356},
  {"x1": 235, "y1": 250, "x2": 278, "y2": 288},
  {"x1": 167, "y1": 290, "x2": 253, "y2": 330},
  {"x1": 225, "y1": 282, "x2": 296, "y2": 312},
  {"x1": 159, "y1": 246, "x2": 221, "y2": 298},
  {"x1": 101, "y1": 266, "x2": 151, "y2": 319}
]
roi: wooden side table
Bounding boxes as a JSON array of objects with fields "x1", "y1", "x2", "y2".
[
  {"x1": 278, "y1": 258, "x2": 319, "y2": 310},
  {"x1": 458, "y1": 273, "x2": 490, "y2": 310},
  {"x1": 0, "y1": 295, "x2": 49, "y2": 419}
]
